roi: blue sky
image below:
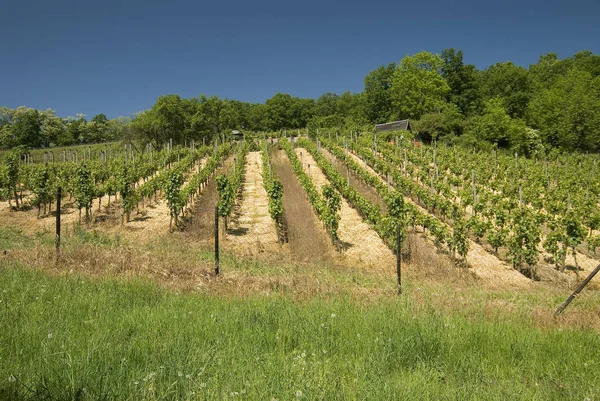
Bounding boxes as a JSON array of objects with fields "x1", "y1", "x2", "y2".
[{"x1": 1, "y1": 0, "x2": 598, "y2": 118}]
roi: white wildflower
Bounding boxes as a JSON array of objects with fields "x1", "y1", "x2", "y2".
[
  {"x1": 296, "y1": 390, "x2": 303, "y2": 397},
  {"x1": 8, "y1": 375, "x2": 16, "y2": 383},
  {"x1": 331, "y1": 313, "x2": 336, "y2": 318}
]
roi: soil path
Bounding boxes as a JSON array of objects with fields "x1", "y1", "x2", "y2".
[
  {"x1": 0, "y1": 158, "x2": 207, "y2": 245},
  {"x1": 270, "y1": 150, "x2": 334, "y2": 263},
  {"x1": 184, "y1": 158, "x2": 233, "y2": 242},
  {"x1": 346, "y1": 149, "x2": 532, "y2": 289},
  {"x1": 225, "y1": 151, "x2": 281, "y2": 256},
  {"x1": 105, "y1": 159, "x2": 208, "y2": 243},
  {"x1": 295, "y1": 148, "x2": 395, "y2": 270}
]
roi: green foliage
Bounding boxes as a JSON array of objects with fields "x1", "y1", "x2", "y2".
[
  {"x1": 216, "y1": 143, "x2": 248, "y2": 221},
  {"x1": 116, "y1": 164, "x2": 136, "y2": 222},
  {"x1": 390, "y1": 51, "x2": 450, "y2": 120},
  {"x1": 479, "y1": 61, "x2": 531, "y2": 119},
  {"x1": 507, "y1": 210, "x2": 540, "y2": 276},
  {"x1": 280, "y1": 138, "x2": 338, "y2": 241},
  {"x1": 73, "y1": 164, "x2": 95, "y2": 222},
  {"x1": 451, "y1": 218, "x2": 469, "y2": 259},
  {"x1": 412, "y1": 103, "x2": 464, "y2": 142},
  {"x1": 261, "y1": 146, "x2": 284, "y2": 221},
  {"x1": 163, "y1": 169, "x2": 184, "y2": 228},
  {"x1": 4, "y1": 150, "x2": 21, "y2": 206},
  {"x1": 527, "y1": 69, "x2": 600, "y2": 152},
  {"x1": 30, "y1": 163, "x2": 53, "y2": 212},
  {"x1": 216, "y1": 175, "x2": 233, "y2": 218},
  {"x1": 441, "y1": 48, "x2": 481, "y2": 115}
]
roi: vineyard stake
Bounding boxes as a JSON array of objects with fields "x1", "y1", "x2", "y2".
[
  {"x1": 554, "y1": 264, "x2": 600, "y2": 317},
  {"x1": 347, "y1": 165, "x2": 350, "y2": 186},
  {"x1": 214, "y1": 206, "x2": 220, "y2": 276},
  {"x1": 56, "y1": 187, "x2": 61, "y2": 257},
  {"x1": 396, "y1": 225, "x2": 402, "y2": 295}
]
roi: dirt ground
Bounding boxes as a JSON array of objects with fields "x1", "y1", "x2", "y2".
[
  {"x1": 295, "y1": 148, "x2": 396, "y2": 271},
  {"x1": 0, "y1": 159, "x2": 207, "y2": 244},
  {"x1": 270, "y1": 149, "x2": 336, "y2": 263},
  {"x1": 345, "y1": 149, "x2": 533, "y2": 289},
  {"x1": 224, "y1": 151, "x2": 282, "y2": 257}
]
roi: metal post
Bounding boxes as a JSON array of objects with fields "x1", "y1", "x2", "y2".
[
  {"x1": 56, "y1": 187, "x2": 61, "y2": 257},
  {"x1": 214, "y1": 206, "x2": 220, "y2": 276},
  {"x1": 396, "y1": 225, "x2": 402, "y2": 295}
]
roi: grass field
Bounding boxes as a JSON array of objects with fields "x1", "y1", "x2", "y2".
[{"x1": 1, "y1": 227, "x2": 599, "y2": 400}]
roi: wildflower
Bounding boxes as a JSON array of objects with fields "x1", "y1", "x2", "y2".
[
  {"x1": 8, "y1": 375, "x2": 16, "y2": 383},
  {"x1": 178, "y1": 372, "x2": 183, "y2": 377},
  {"x1": 47, "y1": 333, "x2": 53, "y2": 339},
  {"x1": 200, "y1": 382, "x2": 207, "y2": 388},
  {"x1": 296, "y1": 390, "x2": 303, "y2": 397},
  {"x1": 331, "y1": 313, "x2": 336, "y2": 318}
]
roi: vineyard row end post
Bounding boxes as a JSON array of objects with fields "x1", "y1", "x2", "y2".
[
  {"x1": 56, "y1": 187, "x2": 61, "y2": 257},
  {"x1": 214, "y1": 206, "x2": 220, "y2": 276},
  {"x1": 396, "y1": 224, "x2": 402, "y2": 295}
]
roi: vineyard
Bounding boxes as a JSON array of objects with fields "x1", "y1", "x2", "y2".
[
  {"x1": 2, "y1": 133, "x2": 600, "y2": 400},
  {"x1": 1, "y1": 133, "x2": 600, "y2": 291}
]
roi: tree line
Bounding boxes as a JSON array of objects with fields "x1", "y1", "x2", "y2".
[
  {"x1": 0, "y1": 109, "x2": 130, "y2": 149},
  {"x1": 2, "y1": 49, "x2": 599, "y2": 154}
]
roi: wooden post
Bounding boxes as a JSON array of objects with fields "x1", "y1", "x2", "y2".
[
  {"x1": 554, "y1": 264, "x2": 600, "y2": 317},
  {"x1": 347, "y1": 165, "x2": 350, "y2": 186},
  {"x1": 396, "y1": 225, "x2": 402, "y2": 295},
  {"x1": 519, "y1": 185, "x2": 523, "y2": 209},
  {"x1": 472, "y1": 170, "x2": 476, "y2": 206},
  {"x1": 56, "y1": 187, "x2": 61, "y2": 257},
  {"x1": 214, "y1": 206, "x2": 220, "y2": 276}
]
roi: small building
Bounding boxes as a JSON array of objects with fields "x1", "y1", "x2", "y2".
[
  {"x1": 231, "y1": 130, "x2": 244, "y2": 140},
  {"x1": 375, "y1": 119, "x2": 411, "y2": 133}
]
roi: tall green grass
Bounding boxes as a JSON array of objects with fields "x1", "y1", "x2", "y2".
[{"x1": 0, "y1": 266, "x2": 598, "y2": 400}]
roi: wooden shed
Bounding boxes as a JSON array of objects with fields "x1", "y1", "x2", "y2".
[{"x1": 375, "y1": 119, "x2": 411, "y2": 133}]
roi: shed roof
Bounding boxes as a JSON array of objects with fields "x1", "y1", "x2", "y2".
[{"x1": 375, "y1": 119, "x2": 410, "y2": 132}]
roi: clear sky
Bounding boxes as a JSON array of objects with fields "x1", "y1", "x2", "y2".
[{"x1": 1, "y1": 0, "x2": 598, "y2": 118}]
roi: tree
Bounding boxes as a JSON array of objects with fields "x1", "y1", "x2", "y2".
[
  {"x1": 315, "y1": 93, "x2": 339, "y2": 117},
  {"x1": 132, "y1": 94, "x2": 193, "y2": 145},
  {"x1": 527, "y1": 69, "x2": 600, "y2": 151},
  {"x1": 12, "y1": 107, "x2": 43, "y2": 148},
  {"x1": 40, "y1": 110, "x2": 67, "y2": 147},
  {"x1": 363, "y1": 63, "x2": 396, "y2": 123},
  {"x1": 441, "y1": 48, "x2": 481, "y2": 115},
  {"x1": 390, "y1": 51, "x2": 450, "y2": 120},
  {"x1": 479, "y1": 62, "x2": 530, "y2": 119},
  {"x1": 412, "y1": 103, "x2": 464, "y2": 142},
  {"x1": 465, "y1": 98, "x2": 523, "y2": 148},
  {"x1": 86, "y1": 113, "x2": 109, "y2": 143},
  {"x1": 264, "y1": 93, "x2": 294, "y2": 130}
]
